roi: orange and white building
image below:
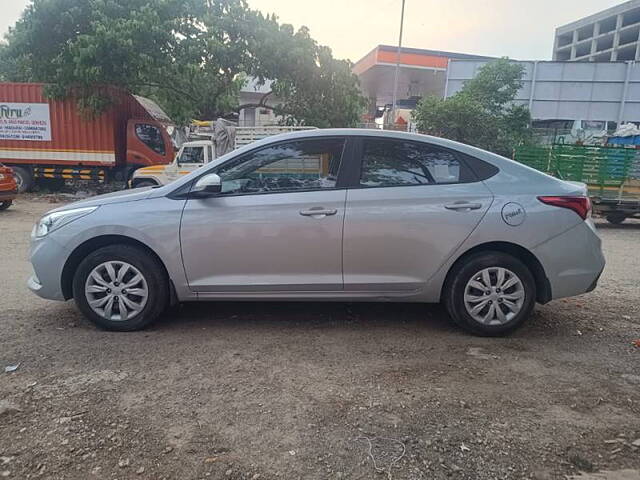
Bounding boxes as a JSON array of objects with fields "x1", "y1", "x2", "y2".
[{"x1": 353, "y1": 45, "x2": 493, "y2": 117}]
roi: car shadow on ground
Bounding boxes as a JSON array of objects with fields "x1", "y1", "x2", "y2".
[
  {"x1": 155, "y1": 301, "x2": 456, "y2": 333},
  {"x1": 146, "y1": 300, "x2": 556, "y2": 340}
]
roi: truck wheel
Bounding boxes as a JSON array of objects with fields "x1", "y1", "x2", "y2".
[
  {"x1": 444, "y1": 251, "x2": 536, "y2": 336},
  {"x1": 606, "y1": 213, "x2": 626, "y2": 225},
  {"x1": 72, "y1": 244, "x2": 169, "y2": 331},
  {"x1": 0, "y1": 200, "x2": 12, "y2": 211},
  {"x1": 12, "y1": 166, "x2": 34, "y2": 193}
]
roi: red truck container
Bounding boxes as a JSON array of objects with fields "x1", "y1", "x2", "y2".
[{"x1": 0, "y1": 83, "x2": 175, "y2": 192}]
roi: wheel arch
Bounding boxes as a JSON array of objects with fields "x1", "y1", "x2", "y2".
[
  {"x1": 441, "y1": 241, "x2": 552, "y2": 304},
  {"x1": 131, "y1": 176, "x2": 160, "y2": 188},
  {"x1": 61, "y1": 234, "x2": 176, "y2": 303}
]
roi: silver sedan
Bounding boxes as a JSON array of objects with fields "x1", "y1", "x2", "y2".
[{"x1": 28, "y1": 129, "x2": 605, "y2": 335}]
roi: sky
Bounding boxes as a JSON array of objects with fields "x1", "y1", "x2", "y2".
[{"x1": 0, "y1": 0, "x2": 625, "y2": 62}]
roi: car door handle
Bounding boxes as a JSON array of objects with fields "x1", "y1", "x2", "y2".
[
  {"x1": 299, "y1": 207, "x2": 338, "y2": 217},
  {"x1": 444, "y1": 202, "x2": 483, "y2": 211}
]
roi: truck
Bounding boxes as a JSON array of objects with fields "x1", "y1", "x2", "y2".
[
  {"x1": 130, "y1": 126, "x2": 315, "y2": 187},
  {"x1": 0, "y1": 83, "x2": 176, "y2": 192}
]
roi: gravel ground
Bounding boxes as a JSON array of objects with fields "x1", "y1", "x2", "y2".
[{"x1": 1, "y1": 195, "x2": 639, "y2": 480}]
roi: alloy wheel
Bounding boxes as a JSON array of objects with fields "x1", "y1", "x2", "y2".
[
  {"x1": 463, "y1": 267, "x2": 525, "y2": 325},
  {"x1": 84, "y1": 261, "x2": 149, "y2": 321}
]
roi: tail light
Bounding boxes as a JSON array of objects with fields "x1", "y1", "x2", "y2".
[{"x1": 537, "y1": 196, "x2": 592, "y2": 220}]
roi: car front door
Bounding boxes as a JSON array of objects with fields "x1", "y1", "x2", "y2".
[
  {"x1": 180, "y1": 137, "x2": 349, "y2": 294},
  {"x1": 343, "y1": 137, "x2": 494, "y2": 292}
]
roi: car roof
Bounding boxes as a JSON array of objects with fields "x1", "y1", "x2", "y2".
[{"x1": 247, "y1": 128, "x2": 498, "y2": 160}]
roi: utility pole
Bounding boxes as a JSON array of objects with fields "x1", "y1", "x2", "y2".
[{"x1": 390, "y1": 0, "x2": 406, "y2": 128}]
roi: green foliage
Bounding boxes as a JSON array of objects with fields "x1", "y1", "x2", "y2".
[
  {"x1": 461, "y1": 57, "x2": 526, "y2": 114},
  {"x1": 0, "y1": 0, "x2": 365, "y2": 127},
  {"x1": 413, "y1": 58, "x2": 531, "y2": 156}
]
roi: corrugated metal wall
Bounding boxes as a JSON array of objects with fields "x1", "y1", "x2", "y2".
[{"x1": 445, "y1": 60, "x2": 640, "y2": 123}]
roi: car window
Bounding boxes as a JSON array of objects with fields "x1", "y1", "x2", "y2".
[
  {"x1": 215, "y1": 138, "x2": 345, "y2": 195},
  {"x1": 360, "y1": 139, "x2": 470, "y2": 187},
  {"x1": 207, "y1": 145, "x2": 214, "y2": 162},
  {"x1": 135, "y1": 124, "x2": 166, "y2": 155},
  {"x1": 179, "y1": 146, "x2": 205, "y2": 164}
]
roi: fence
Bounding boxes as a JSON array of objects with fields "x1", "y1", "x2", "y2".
[{"x1": 513, "y1": 144, "x2": 640, "y2": 199}]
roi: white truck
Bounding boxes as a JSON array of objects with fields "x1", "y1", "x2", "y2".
[
  {"x1": 130, "y1": 126, "x2": 315, "y2": 188},
  {"x1": 130, "y1": 140, "x2": 213, "y2": 188}
]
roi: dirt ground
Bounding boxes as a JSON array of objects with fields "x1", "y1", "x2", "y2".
[{"x1": 1, "y1": 196, "x2": 639, "y2": 480}]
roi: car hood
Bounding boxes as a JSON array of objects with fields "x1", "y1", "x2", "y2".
[{"x1": 47, "y1": 187, "x2": 156, "y2": 214}]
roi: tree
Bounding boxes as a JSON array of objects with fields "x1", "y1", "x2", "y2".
[
  {"x1": 0, "y1": 0, "x2": 365, "y2": 127},
  {"x1": 413, "y1": 58, "x2": 531, "y2": 156}
]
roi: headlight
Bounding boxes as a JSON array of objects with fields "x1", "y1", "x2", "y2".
[{"x1": 32, "y1": 206, "x2": 98, "y2": 238}]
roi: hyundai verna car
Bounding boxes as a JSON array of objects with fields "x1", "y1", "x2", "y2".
[{"x1": 28, "y1": 129, "x2": 605, "y2": 335}]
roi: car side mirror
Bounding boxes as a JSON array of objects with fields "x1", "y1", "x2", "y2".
[{"x1": 190, "y1": 173, "x2": 222, "y2": 198}]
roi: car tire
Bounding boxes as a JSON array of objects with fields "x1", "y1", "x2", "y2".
[
  {"x1": 0, "y1": 200, "x2": 12, "y2": 211},
  {"x1": 134, "y1": 180, "x2": 157, "y2": 188},
  {"x1": 444, "y1": 251, "x2": 536, "y2": 336},
  {"x1": 12, "y1": 166, "x2": 34, "y2": 193},
  {"x1": 72, "y1": 244, "x2": 169, "y2": 331},
  {"x1": 606, "y1": 213, "x2": 626, "y2": 225}
]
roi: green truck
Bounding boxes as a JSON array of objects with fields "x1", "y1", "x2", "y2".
[{"x1": 514, "y1": 144, "x2": 640, "y2": 224}]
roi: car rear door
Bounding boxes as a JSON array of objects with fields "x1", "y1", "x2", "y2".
[
  {"x1": 179, "y1": 136, "x2": 351, "y2": 294},
  {"x1": 342, "y1": 137, "x2": 494, "y2": 292}
]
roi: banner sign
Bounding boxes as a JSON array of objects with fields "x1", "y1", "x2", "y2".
[{"x1": 0, "y1": 102, "x2": 52, "y2": 141}]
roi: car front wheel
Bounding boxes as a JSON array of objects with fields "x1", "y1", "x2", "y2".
[
  {"x1": 444, "y1": 251, "x2": 536, "y2": 336},
  {"x1": 72, "y1": 244, "x2": 168, "y2": 331}
]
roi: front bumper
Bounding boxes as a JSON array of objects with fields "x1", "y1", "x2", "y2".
[{"x1": 28, "y1": 235, "x2": 70, "y2": 301}]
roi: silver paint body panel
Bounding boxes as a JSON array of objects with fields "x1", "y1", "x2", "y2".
[{"x1": 28, "y1": 129, "x2": 605, "y2": 305}]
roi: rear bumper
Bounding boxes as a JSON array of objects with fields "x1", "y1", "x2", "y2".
[
  {"x1": 0, "y1": 188, "x2": 17, "y2": 202},
  {"x1": 532, "y1": 219, "x2": 605, "y2": 300},
  {"x1": 585, "y1": 268, "x2": 603, "y2": 294}
]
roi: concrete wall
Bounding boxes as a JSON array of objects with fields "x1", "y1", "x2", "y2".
[
  {"x1": 445, "y1": 60, "x2": 640, "y2": 123},
  {"x1": 238, "y1": 78, "x2": 281, "y2": 127},
  {"x1": 554, "y1": 0, "x2": 640, "y2": 62}
]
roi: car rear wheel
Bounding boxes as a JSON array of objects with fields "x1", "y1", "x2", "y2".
[
  {"x1": 444, "y1": 251, "x2": 536, "y2": 336},
  {"x1": 72, "y1": 244, "x2": 168, "y2": 331},
  {"x1": 0, "y1": 200, "x2": 12, "y2": 211}
]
